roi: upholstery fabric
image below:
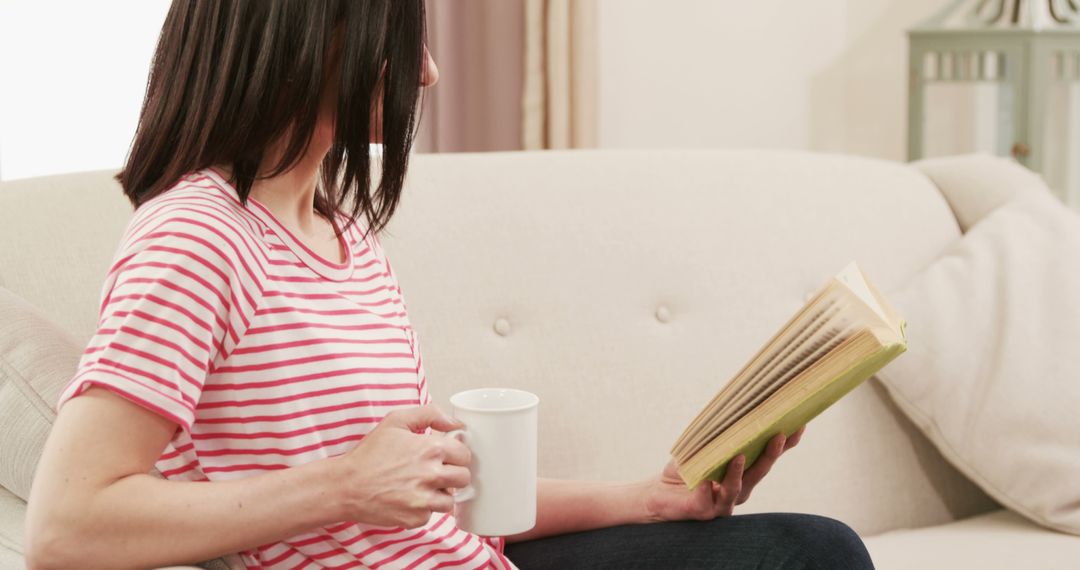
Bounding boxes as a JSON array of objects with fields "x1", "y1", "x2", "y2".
[
  {"x1": 376, "y1": 149, "x2": 995, "y2": 534},
  {"x1": 864, "y1": 509, "x2": 1080, "y2": 569},
  {"x1": 0, "y1": 169, "x2": 133, "y2": 345},
  {"x1": 913, "y1": 153, "x2": 1048, "y2": 232},
  {"x1": 877, "y1": 187, "x2": 1080, "y2": 535},
  {"x1": 0, "y1": 487, "x2": 25, "y2": 567},
  {"x1": 0, "y1": 150, "x2": 1026, "y2": 568},
  {"x1": 0, "y1": 286, "x2": 82, "y2": 501}
]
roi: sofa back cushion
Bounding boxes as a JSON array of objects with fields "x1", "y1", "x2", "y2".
[
  {"x1": 0, "y1": 150, "x2": 997, "y2": 535},
  {"x1": 377, "y1": 149, "x2": 996, "y2": 534},
  {"x1": 0, "y1": 170, "x2": 133, "y2": 346}
]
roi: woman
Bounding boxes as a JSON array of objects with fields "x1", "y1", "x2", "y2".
[{"x1": 25, "y1": 2, "x2": 873, "y2": 569}]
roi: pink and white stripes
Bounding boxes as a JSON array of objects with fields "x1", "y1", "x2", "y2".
[{"x1": 58, "y1": 168, "x2": 513, "y2": 570}]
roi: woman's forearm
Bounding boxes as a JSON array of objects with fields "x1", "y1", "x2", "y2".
[
  {"x1": 504, "y1": 478, "x2": 651, "y2": 544},
  {"x1": 31, "y1": 455, "x2": 349, "y2": 570}
]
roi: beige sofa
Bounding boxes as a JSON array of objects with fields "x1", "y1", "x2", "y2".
[{"x1": 2, "y1": 149, "x2": 1078, "y2": 569}]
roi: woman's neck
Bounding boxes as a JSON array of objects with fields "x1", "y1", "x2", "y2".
[
  {"x1": 215, "y1": 152, "x2": 327, "y2": 234},
  {"x1": 249, "y1": 154, "x2": 325, "y2": 233}
]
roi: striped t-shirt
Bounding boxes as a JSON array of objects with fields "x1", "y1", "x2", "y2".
[{"x1": 57, "y1": 168, "x2": 516, "y2": 570}]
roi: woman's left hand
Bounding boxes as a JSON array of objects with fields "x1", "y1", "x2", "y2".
[{"x1": 642, "y1": 426, "x2": 805, "y2": 522}]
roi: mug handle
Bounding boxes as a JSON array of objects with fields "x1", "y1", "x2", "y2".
[{"x1": 445, "y1": 429, "x2": 476, "y2": 503}]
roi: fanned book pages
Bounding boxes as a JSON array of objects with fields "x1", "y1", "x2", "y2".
[{"x1": 671, "y1": 262, "x2": 907, "y2": 489}]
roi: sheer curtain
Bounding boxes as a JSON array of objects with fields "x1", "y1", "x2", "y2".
[
  {"x1": 415, "y1": 0, "x2": 597, "y2": 153},
  {"x1": 523, "y1": 0, "x2": 598, "y2": 150},
  {"x1": 416, "y1": 0, "x2": 525, "y2": 153}
]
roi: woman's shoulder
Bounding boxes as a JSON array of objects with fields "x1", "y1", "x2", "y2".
[
  {"x1": 134, "y1": 171, "x2": 258, "y2": 230},
  {"x1": 116, "y1": 171, "x2": 268, "y2": 273}
]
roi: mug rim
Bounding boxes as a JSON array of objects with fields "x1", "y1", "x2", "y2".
[{"x1": 450, "y1": 388, "x2": 539, "y2": 413}]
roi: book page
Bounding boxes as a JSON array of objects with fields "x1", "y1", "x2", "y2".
[
  {"x1": 680, "y1": 329, "x2": 898, "y2": 487},
  {"x1": 702, "y1": 318, "x2": 855, "y2": 445},
  {"x1": 671, "y1": 291, "x2": 836, "y2": 457},
  {"x1": 681, "y1": 299, "x2": 860, "y2": 459},
  {"x1": 672, "y1": 261, "x2": 904, "y2": 464},
  {"x1": 711, "y1": 298, "x2": 841, "y2": 419},
  {"x1": 836, "y1": 262, "x2": 887, "y2": 322}
]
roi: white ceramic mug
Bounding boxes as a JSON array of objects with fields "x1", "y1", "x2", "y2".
[{"x1": 446, "y1": 388, "x2": 539, "y2": 537}]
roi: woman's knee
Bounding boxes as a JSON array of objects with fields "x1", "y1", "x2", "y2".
[{"x1": 773, "y1": 514, "x2": 874, "y2": 569}]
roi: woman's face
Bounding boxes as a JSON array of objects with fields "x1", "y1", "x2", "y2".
[
  {"x1": 311, "y1": 42, "x2": 439, "y2": 154},
  {"x1": 368, "y1": 46, "x2": 439, "y2": 143}
]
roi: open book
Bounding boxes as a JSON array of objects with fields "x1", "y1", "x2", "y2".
[{"x1": 671, "y1": 262, "x2": 907, "y2": 489}]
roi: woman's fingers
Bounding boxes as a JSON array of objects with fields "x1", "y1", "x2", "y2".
[
  {"x1": 715, "y1": 455, "x2": 745, "y2": 517},
  {"x1": 702, "y1": 428, "x2": 807, "y2": 517},
  {"x1": 436, "y1": 433, "x2": 473, "y2": 467},
  {"x1": 428, "y1": 488, "x2": 455, "y2": 513},
  {"x1": 736, "y1": 433, "x2": 786, "y2": 504},
  {"x1": 437, "y1": 464, "x2": 472, "y2": 490},
  {"x1": 748, "y1": 433, "x2": 785, "y2": 477},
  {"x1": 784, "y1": 426, "x2": 806, "y2": 451}
]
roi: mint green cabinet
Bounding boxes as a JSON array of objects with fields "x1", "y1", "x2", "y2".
[{"x1": 908, "y1": 0, "x2": 1080, "y2": 208}]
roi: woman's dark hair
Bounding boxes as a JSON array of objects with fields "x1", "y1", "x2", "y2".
[{"x1": 118, "y1": 0, "x2": 426, "y2": 236}]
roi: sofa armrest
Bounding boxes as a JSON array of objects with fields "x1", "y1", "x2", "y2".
[{"x1": 913, "y1": 153, "x2": 1050, "y2": 232}]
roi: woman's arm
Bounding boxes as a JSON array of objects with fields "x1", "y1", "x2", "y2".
[
  {"x1": 503, "y1": 478, "x2": 651, "y2": 544},
  {"x1": 504, "y1": 428, "x2": 805, "y2": 544},
  {"x1": 25, "y1": 387, "x2": 349, "y2": 570}
]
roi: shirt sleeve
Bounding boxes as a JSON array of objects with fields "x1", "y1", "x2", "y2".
[
  {"x1": 407, "y1": 327, "x2": 432, "y2": 406},
  {"x1": 57, "y1": 205, "x2": 256, "y2": 433}
]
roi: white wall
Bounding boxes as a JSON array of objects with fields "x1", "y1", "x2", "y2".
[
  {"x1": 0, "y1": 0, "x2": 171, "y2": 181},
  {"x1": 0, "y1": 0, "x2": 959, "y2": 180},
  {"x1": 596, "y1": 0, "x2": 943, "y2": 161}
]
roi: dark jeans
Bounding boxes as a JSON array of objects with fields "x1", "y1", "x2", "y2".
[{"x1": 504, "y1": 513, "x2": 875, "y2": 570}]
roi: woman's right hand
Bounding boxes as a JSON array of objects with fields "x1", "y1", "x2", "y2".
[{"x1": 335, "y1": 404, "x2": 473, "y2": 529}]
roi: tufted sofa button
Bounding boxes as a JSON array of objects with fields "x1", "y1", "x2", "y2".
[
  {"x1": 655, "y1": 305, "x2": 672, "y2": 323},
  {"x1": 493, "y1": 317, "x2": 512, "y2": 336}
]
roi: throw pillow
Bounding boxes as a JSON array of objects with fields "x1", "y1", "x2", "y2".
[
  {"x1": 877, "y1": 187, "x2": 1080, "y2": 535},
  {"x1": 0, "y1": 286, "x2": 244, "y2": 569},
  {"x1": 0, "y1": 286, "x2": 82, "y2": 501}
]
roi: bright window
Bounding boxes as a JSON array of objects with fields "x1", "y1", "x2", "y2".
[{"x1": 0, "y1": 0, "x2": 171, "y2": 181}]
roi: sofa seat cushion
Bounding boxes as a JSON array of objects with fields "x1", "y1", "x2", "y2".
[
  {"x1": 865, "y1": 509, "x2": 1080, "y2": 569},
  {"x1": 0, "y1": 486, "x2": 25, "y2": 567}
]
